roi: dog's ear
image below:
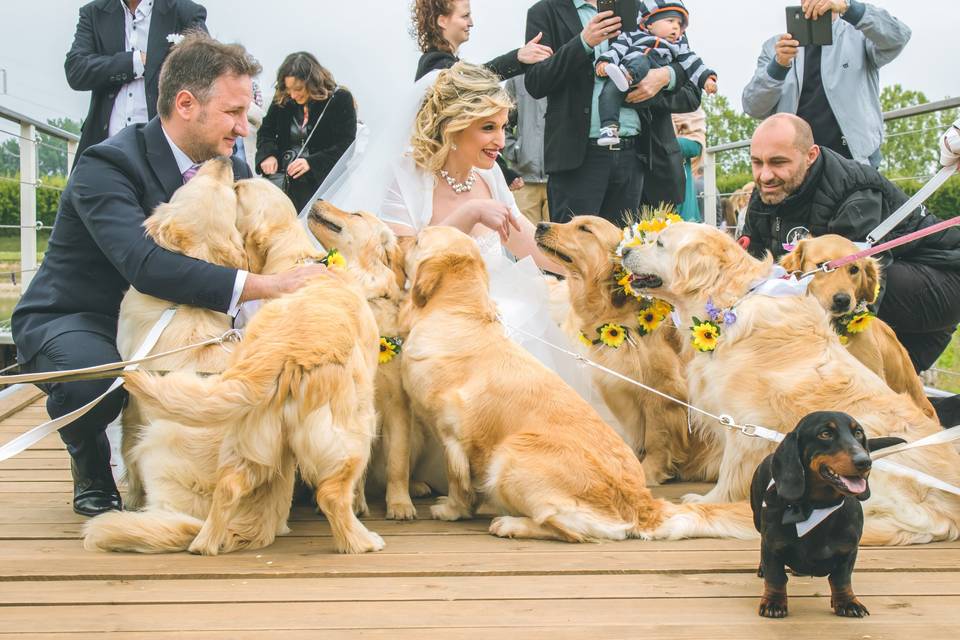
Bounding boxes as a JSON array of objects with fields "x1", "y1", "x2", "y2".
[
  {"x1": 868, "y1": 436, "x2": 906, "y2": 452},
  {"x1": 389, "y1": 235, "x2": 415, "y2": 289},
  {"x1": 411, "y1": 254, "x2": 447, "y2": 307},
  {"x1": 858, "y1": 258, "x2": 881, "y2": 304},
  {"x1": 771, "y1": 430, "x2": 806, "y2": 503},
  {"x1": 779, "y1": 239, "x2": 807, "y2": 274}
]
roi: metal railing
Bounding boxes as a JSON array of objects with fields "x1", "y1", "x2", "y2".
[
  {"x1": 0, "y1": 104, "x2": 80, "y2": 290},
  {"x1": 701, "y1": 96, "x2": 960, "y2": 227}
]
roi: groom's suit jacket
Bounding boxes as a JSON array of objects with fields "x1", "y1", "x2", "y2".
[
  {"x1": 12, "y1": 118, "x2": 250, "y2": 363},
  {"x1": 66, "y1": 0, "x2": 207, "y2": 154}
]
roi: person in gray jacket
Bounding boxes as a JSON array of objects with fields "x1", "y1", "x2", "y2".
[
  {"x1": 504, "y1": 75, "x2": 549, "y2": 224},
  {"x1": 741, "y1": 0, "x2": 910, "y2": 168}
]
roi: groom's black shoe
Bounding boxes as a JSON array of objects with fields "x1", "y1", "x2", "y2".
[{"x1": 67, "y1": 432, "x2": 122, "y2": 517}]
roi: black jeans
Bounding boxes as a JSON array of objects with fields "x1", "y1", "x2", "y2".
[
  {"x1": 597, "y1": 56, "x2": 654, "y2": 129},
  {"x1": 547, "y1": 145, "x2": 645, "y2": 225},
  {"x1": 876, "y1": 261, "x2": 960, "y2": 373},
  {"x1": 19, "y1": 331, "x2": 127, "y2": 445}
]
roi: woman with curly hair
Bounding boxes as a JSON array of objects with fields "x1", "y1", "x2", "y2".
[
  {"x1": 412, "y1": 0, "x2": 553, "y2": 81},
  {"x1": 256, "y1": 52, "x2": 356, "y2": 212}
]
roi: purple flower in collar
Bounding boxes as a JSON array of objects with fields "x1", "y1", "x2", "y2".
[
  {"x1": 705, "y1": 298, "x2": 722, "y2": 323},
  {"x1": 723, "y1": 310, "x2": 737, "y2": 325}
]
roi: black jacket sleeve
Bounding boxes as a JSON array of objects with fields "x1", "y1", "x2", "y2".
[
  {"x1": 72, "y1": 144, "x2": 238, "y2": 311},
  {"x1": 255, "y1": 102, "x2": 283, "y2": 174},
  {"x1": 64, "y1": 4, "x2": 136, "y2": 91},
  {"x1": 303, "y1": 90, "x2": 358, "y2": 182},
  {"x1": 523, "y1": 4, "x2": 593, "y2": 99},
  {"x1": 484, "y1": 49, "x2": 524, "y2": 80},
  {"x1": 637, "y1": 63, "x2": 703, "y2": 114}
]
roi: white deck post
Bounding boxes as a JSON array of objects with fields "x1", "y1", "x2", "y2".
[{"x1": 19, "y1": 123, "x2": 37, "y2": 290}]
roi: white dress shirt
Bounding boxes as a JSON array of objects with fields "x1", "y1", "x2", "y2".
[
  {"x1": 161, "y1": 127, "x2": 248, "y2": 317},
  {"x1": 108, "y1": 0, "x2": 153, "y2": 137}
]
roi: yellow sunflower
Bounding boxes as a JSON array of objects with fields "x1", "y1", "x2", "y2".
[
  {"x1": 666, "y1": 213, "x2": 683, "y2": 224},
  {"x1": 578, "y1": 332, "x2": 594, "y2": 347},
  {"x1": 691, "y1": 321, "x2": 720, "y2": 352},
  {"x1": 637, "y1": 309, "x2": 663, "y2": 335},
  {"x1": 598, "y1": 323, "x2": 628, "y2": 348},
  {"x1": 650, "y1": 298, "x2": 673, "y2": 319},
  {"x1": 378, "y1": 337, "x2": 400, "y2": 364},
  {"x1": 845, "y1": 312, "x2": 873, "y2": 334},
  {"x1": 322, "y1": 248, "x2": 347, "y2": 270},
  {"x1": 617, "y1": 272, "x2": 636, "y2": 297},
  {"x1": 839, "y1": 334, "x2": 850, "y2": 346},
  {"x1": 647, "y1": 218, "x2": 668, "y2": 233}
]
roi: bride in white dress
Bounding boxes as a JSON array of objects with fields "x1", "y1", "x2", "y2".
[{"x1": 305, "y1": 62, "x2": 613, "y2": 421}]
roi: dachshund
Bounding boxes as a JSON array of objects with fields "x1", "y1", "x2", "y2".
[{"x1": 750, "y1": 411, "x2": 905, "y2": 618}]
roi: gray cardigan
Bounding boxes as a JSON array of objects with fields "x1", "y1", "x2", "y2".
[{"x1": 741, "y1": 1, "x2": 911, "y2": 164}]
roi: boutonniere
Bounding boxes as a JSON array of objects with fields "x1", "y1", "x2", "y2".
[
  {"x1": 379, "y1": 336, "x2": 403, "y2": 364},
  {"x1": 319, "y1": 248, "x2": 347, "y2": 270},
  {"x1": 833, "y1": 303, "x2": 874, "y2": 346},
  {"x1": 166, "y1": 33, "x2": 185, "y2": 46},
  {"x1": 690, "y1": 298, "x2": 737, "y2": 352}
]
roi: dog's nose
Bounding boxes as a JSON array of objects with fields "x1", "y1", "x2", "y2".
[
  {"x1": 832, "y1": 293, "x2": 852, "y2": 312},
  {"x1": 853, "y1": 452, "x2": 872, "y2": 472},
  {"x1": 535, "y1": 222, "x2": 552, "y2": 235}
]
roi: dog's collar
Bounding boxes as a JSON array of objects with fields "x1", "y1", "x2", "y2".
[
  {"x1": 833, "y1": 302, "x2": 874, "y2": 345},
  {"x1": 378, "y1": 336, "x2": 403, "y2": 364},
  {"x1": 578, "y1": 300, "x2": 673, "y2": 349},
  {"x1": 764, "y1": 479, "x2": 845, "y2": 537}
]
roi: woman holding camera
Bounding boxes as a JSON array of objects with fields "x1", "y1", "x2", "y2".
[{"x1": 256, "y1": 52, "x2": 356, "y2": 212}]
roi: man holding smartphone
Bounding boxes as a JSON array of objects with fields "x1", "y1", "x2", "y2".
[{"x1": 742, "y1": 0, "x2": 911, "y2": 168}]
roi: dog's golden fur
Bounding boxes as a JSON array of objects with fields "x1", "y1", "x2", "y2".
[
  {"x1": 536, "y1": 215, "x2": 720, "y2": 484},
  {"x1": 724, "y1": 181, "x2": 755, "y2": 230},
  {"x1": 400, "y1": 226, "x2": 755, "y2": 542},
  {"x1": 621, "y1": 222, "x2": 960, "y2": 545},
  {"x1": 306, "y1": 201, "x2": 436, "y2": 520},
  {"x1": 84, "y1": 178, "x2": 385, "y2": 555},
  {"x1": 781, "y1": 234, "x2": 936, "y2": 419},
  {"x1": 115, "y1": 157, "x2": 247, "y2": 509}
]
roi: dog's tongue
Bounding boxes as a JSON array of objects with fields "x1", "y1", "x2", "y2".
[{"x1": 840, "y1": 475, "x2": 867, "y2": 494}]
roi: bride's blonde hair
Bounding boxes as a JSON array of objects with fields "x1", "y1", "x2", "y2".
[{"x1": 412, "y1": 62, "x2": 513, "y2": 173}]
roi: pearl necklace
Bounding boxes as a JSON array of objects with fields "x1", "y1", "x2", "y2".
[{"x1": 439, "y1": 169, "x2": 477, "y2": 194}]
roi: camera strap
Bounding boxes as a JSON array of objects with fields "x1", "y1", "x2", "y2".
[{"x1": 291, "y1": 86, "x2": 339, "y2": 163}]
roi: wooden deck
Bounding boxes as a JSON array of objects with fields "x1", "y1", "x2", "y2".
[{"x1": 2, "y1": 388, "x2": 959, "y2": 639}]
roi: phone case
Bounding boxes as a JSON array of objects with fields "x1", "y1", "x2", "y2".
[{"x1": 785, "y1": 6, "x2": 834, "y2": 47}]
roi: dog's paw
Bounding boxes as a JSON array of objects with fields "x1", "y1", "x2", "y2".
[
  {"x1": 489, "y1": 516, "x2": 531, "y2": 538},
  {"x1": 338, "y1": 528, "x2": 385, "y2": 554},
  {"x1": 430, "y1": 497, "x2": 469, "y2": 521},
  {"x1": 354, "y1": 494, "x2": 370, "y2": 518},
  {"x1": 410, "y1": 481, "x2": 433, "y2": 498},
  {"x1": 187, "y1": 535, "x2": 220, "y2": 556},
  {"x1": 386, "y1": 499, "x2": 418, "y2": 521},
  {"x1": 833, "y1": 598, "x2": 869, "y2": 618},
  {"x1": 758, "y1": 598, "x2": 788, "y2": 618}
]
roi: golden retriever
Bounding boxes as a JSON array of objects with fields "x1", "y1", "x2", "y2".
[
  {"x1": 535, "y1": 215, "x2": 720, "y2": 484},
  {"x1": 621, "y1": 221, "x2": 960, "y2": 545},
  {"x1": 781, "y1": 234, "x2": 936, "y2": 419},
  {"x1": 85, "y1": 179, "x2": 384, "y2": 555},
  {"x1": 724, "y1": 181, "x2": 755, "y2": 232},
  {"x1": 400, "y1": 225, "x2": 755, "y2": 542},
  {"x1": 306, "y1": 201, "x2": 436, "y2": 520},
  {"x1": 115, "y1": 157, "x2": 246, "y2": 509}
]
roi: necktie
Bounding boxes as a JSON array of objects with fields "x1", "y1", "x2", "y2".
[{"x1": 182, "y1": 164, "x2": 200, "y2": 183}]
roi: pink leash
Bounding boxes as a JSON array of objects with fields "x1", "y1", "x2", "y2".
[{"x1": 818, "y1": 215, "x2": 960, "y2": 273}]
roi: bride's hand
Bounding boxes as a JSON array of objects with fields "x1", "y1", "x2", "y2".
[
  {"x1": 465, "y1": 199, "x2": 522, "y2": 244},
  {"x1": 517, "y1": 32, "x2": 554, "y2": 65}
]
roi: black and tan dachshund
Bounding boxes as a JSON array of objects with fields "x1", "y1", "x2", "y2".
[{"x1": 750, "y1": 411, "x2": 905, "y2": 619}]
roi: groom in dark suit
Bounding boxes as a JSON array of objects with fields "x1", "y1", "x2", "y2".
[
  {"x1": 66, "y1": 0, "x2": 208, "y2": 155},
  {"x1": 13, "y1": 34, "x2": 329, "y2": 516}
]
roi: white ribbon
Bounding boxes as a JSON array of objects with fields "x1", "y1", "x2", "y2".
[{"x1": 0, "y1": 308, "x2": 178, "y2": 462}]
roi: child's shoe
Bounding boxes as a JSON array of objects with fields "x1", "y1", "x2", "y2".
[
  {"x1": 605, "y1": 64, "x2": 630, "y2": 92},
  {"x1": 597, "y1": 125, "x2": 621, "y2": 147}
]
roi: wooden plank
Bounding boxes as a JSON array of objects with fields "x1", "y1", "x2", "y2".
[
  {"x1": 0, "y1": 386, "x2": 44, "y2": 421},
  {"x1": 1, "y1": 538, "x2": 958, "y2": 579},
  {"x1": 0, "y1": 481, "x2": 73, "y2": 493},
  {"x1": 3, "y1": 572, "x2": 960, "y2": 606},
  {"x1": 0, "y1": 459, "x2": 70, "y2": 471},
  {"x1": 0, "y1": 596, "x2": 957, "y2": 634},
  {"x1": 0, "y1": 469, "x2": 71, "y2": 480}
]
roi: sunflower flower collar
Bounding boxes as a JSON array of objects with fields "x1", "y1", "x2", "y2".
[
  {"x1": 689, "y1": 298, "x2": 739, "y2": 353},
  {"x1": 833, "y1": 302, "x2": 874, "y2": 346},
  {"x1": 319, "y1": 247, "x2": 347, "y2": 270},
  {"x1": 378, "y1": 336, "x2": 403, "y2": 364},
  {"x1": 578, "y1": 297, "x2": 674, "y2": 349}
]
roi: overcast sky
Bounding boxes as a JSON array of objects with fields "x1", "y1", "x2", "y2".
[{"x1": 1, "y1": 0, "x2": 956, "y2": 144}]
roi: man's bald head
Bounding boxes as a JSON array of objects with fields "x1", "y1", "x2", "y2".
[
  {"x1": 754, "y1": 113, "x2": 815, "y2": 154},
  {"x1": 750, "y1": 114, "x2": 820, "y2": 205}
]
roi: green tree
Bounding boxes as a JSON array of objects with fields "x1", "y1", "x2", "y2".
[
  {"x1": 879, "y1": 84, "x2": 959, "y2": 182},
  {"x1": 0, "y1": 117, "x2": 81, "y2": 178},
  {"x1": 701, "y1": 94, "x2": 756, "y2": 177}
]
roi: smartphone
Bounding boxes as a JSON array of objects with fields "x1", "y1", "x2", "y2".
[
  {"x1": 597, "y1": 0, "x2": 637, "y2": 41},
  {"x1": 785, "y1": 6, "x2": 833, "y2": 47}
]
